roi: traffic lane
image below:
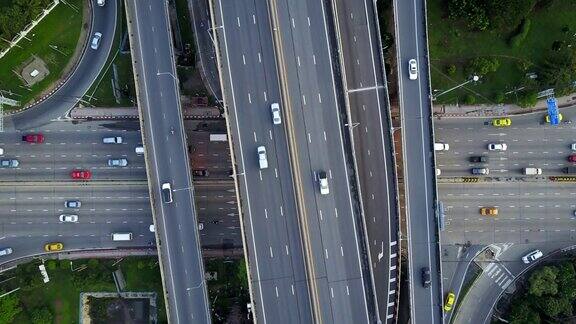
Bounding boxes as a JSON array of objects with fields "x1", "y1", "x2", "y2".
[
  {"x1": 0, "y1": 227, "x2": 155, "y2": 262},
  {"x1": 131, "y1": 0, "x2": 210, "y2": 321},
  {"x1": 286, "y1": 0, "x2": 364, "y2": 283},
  {"x1": 276, "y1": 0, "x2": 370, "y2": 320},
  {"x1": 0, "y1": 166, "x2": 146, "y2": 181},
  {"x1": 348, "y1": 90, "x2": 395, "y2": 320},
  {"x1": 8, "y1": 0, "x2": 118, "y2": 130},
  {"x1": 219, "y1": 0, "x2": 312, "y2": 322},
  {"x1": 220, "y1": 0, "x2": 294, "y2": 280}
]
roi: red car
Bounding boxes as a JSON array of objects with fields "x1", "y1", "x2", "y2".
[
  {"x1": 71, "y1": 170, "x2": 91, "y2": 180},
  {"x1": 22, "y1": 133, "x2": 44, "y2": 143},
  {"x1": 569, "y1": 155, "x2": 576, "y2": 163}
]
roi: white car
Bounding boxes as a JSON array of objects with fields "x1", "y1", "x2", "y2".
[
  {"x1": 488, "y1": 143, "x2": 507, "y2": 151},
  {"x1": 408, "y1": 59, "x2": 418, "y2": 80},
  {"x1": 0, "y1": 247, "x2": 12, "y2": 257},
  {"x1": 91, "y1": 32, "x2": 102, "y2": 50},
  {"x1": 0, "y1": 148, "x2": 4, "y2": 155},
  {"x1": 59, "y1": 214, "x2": 79, "y2": 223},
  {"x1": 257, "y1": 146, "x2": 268, "y2": 169},
  {"x1": 108, "y1": 158, "x2": 128, "y2": 167},
  {"x1": 97, "y1": 0, "x2": 106, "y2": 6},
  {"x1": 522, "y1": 249, "x2": 543, "y2": 264},
  {"x1": 571, "y1": 143, "x2": 576, "y2": 151},
  {"x1": 318, "y1": 171, "x2": 329, "y2": 195},
  {"x1": 271, "y1": 103, "x2": 282, "y2": 125}
]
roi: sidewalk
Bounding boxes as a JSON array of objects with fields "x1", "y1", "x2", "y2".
[{"x1": 434, "y1": 93, "x2": 576, "y2": 117}]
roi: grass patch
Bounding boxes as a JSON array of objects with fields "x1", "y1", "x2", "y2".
[
  {"x1": 84, "y1": 1, "x2": 135, "y2": 107},
  {"x1": 0, "y1": 0, "x2": 85, "y2": 109},
  {"x1": 205, "y1": 258, "x2": 250, "y2": 322},
  {"x1": 0, "y1": 257, "x2": 167, "y2": 324},
  {"x1": 428, "y1": 0, "x2": 576, "y2": 104}
]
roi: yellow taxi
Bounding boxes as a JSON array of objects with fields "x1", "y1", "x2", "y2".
[
  {"x1": 444, "y1": 292, "x2": 456, "y2": 312},
  {"x1": 546, "y1": 113, "x2": 563, "y2": 123},
  {"x1": 480, "y1": 207, "x2": 498, "y2": 216},
  {"x1": 492, "y1": 118, "x2": 511, "y2": 127},
  {"x1": 44, "y1": 242, "x2": 63, "y2": 252}
]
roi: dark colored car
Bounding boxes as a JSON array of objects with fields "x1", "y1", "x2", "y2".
[
  {"x1": 563, "y1": 167, "x2": 576, "y2": 174},
  {"x1": 421, "y1": 267, "x2": 431, "y2": 288},
  {"x1": 193, "y1": 169, "x2": 209, "y2": 177},
  {"x1": 71, "y1": 170, "x2": 91, "y2": 180},
  {"x1": 22, "y1": 133, "x2": 44, "y2": 143},
  {"x1": 569, "y1": 155, "x2": 576, "y2": 163},
  {"x1": 469, "y1": 156, "x2": 488, "y2": 163}
]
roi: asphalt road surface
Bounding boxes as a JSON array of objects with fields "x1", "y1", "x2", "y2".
[
  {"x1": 393, "y1": 0, "x2": 442, "y2": 322},
  {"x1": 0, "y1": 121, "x2": 145, "y2": 181},
  {"x1": 332, "y1": 0, "x2": 399, "y2": 321},
  {"x1": 452, "y1": 242, "x2": 576, "y2": 324},
  {"x1": 435, "y1": 110, "x2": 576, "y2": 177},
  {"x1": 213, "y1": 0, "x2": 313, "y2": 322},
  {"x1": 272, "y1": 0, "x2": 373, "y2": 321},
  {"x1": 126, "y1": 0, "x2": 210, "y2": 322},
  {"x1": 0, "y1": 183, "x2": 154, "y2": 260},
  {"x1": 440, "y1": 182, "x2": 576, "y2": 245},
  {"x1": 6, "y1": 0, "x2": 118, "y2": 130}
]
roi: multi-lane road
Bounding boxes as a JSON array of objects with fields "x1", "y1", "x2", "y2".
[
  {"x1": 394, "y1": 0, "x2": 443, "y2": 322},
  {"x1": 126, "y1": 0, "x2": 210, "y2": 322},
  {"x1": 212, "y1": 0, "x2": 313, "y2": 322},
  {"x1": 332, "y1": 0, "x2": 399, "y2": 320}
]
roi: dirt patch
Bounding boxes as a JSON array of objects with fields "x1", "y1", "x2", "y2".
[{"x1": 54, "y1": 299, "x2": 63, "y2": 324}]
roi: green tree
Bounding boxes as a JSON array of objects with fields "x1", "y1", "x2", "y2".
[
  {"x1": 508, "y1": 298, "x2": 540, "y2": 324},
  {"x1": 556, "y1": 262, "x2": 576, "y2": 300},
  {"x1": 536, "y1": 296, "x2": 572, "y2": 318},
  {"x1": 30, "y1": 306, "x2": 53, "y2": 324},
  {"x1": 467, "y1": 57, "x2": 500, "y2": 76},
  {"x1": 529, "y1": 266, "x2": 559, "y2": 296},
  {"x1": 539, "y1": 48, "x2": 576, "y2": 94},
  {"x1": 494, "y1": 92, "x2": 506, "y2": 104},
  {"x1": 516, "y1": 90, "x2": 539, "y2": 108},
  {"x1": 446, "y1": 64, "x2": 457, "y2": 76},
  {"x1": 0, "y1": 291, "x2": 22, "y2": 324},
  {"x1": 485, "y1": 0, "x2": 536, "y2": 29},
  {"x1": 464, "y1": 94, "x2": 476, "y2": 105}
]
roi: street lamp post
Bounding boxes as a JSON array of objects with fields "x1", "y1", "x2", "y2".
[{"x1": 432, "y1": 75, "x2": 479, "y2": 101}]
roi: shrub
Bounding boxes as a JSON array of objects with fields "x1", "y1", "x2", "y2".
[
  {"x1": 46, "y1": 260, "x2": 57, "y2": 270},
  {"x1": 446, "y1": 64, "x2": 457, "y2": 76},
  {"x1": 508, "y1": 19, "x2": 531, "y2": 48},
  {"x1": 467, "y1": 57, "x2": 500, "y2": 76},
  {"x1": 494, "y1": 92, "x2": 506, "y2": 103},
  {"x1": 516, "y1": 90, "x2": 539, "y2": 108},
  {"x1": 464, "y1": 94, "x2": 476, "y2": 105}
]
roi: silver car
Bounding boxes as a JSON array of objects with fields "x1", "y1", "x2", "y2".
[
  {"x1": 0, "y1": 159, "x2": 19, "y2": 168},
  {"x1": 91, "y1": 32, "x2": 102, "y2": 50},
  {"x1": 108, "y1": 158, "x2": 128, "y2": 167}
]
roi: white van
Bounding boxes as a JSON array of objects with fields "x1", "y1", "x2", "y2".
[
  {"x1": 524, "y1": 167, "x2": 542, "y2": 175},
  {"x1": 434, "y1": 143, "x2": 450, "y2": 151},
  {"x1": 103, "y1": 136, "x2": 123, "y2": 144},
  {"x1": 112, "y1": 232, "x2": 133, "y2": 241}
]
